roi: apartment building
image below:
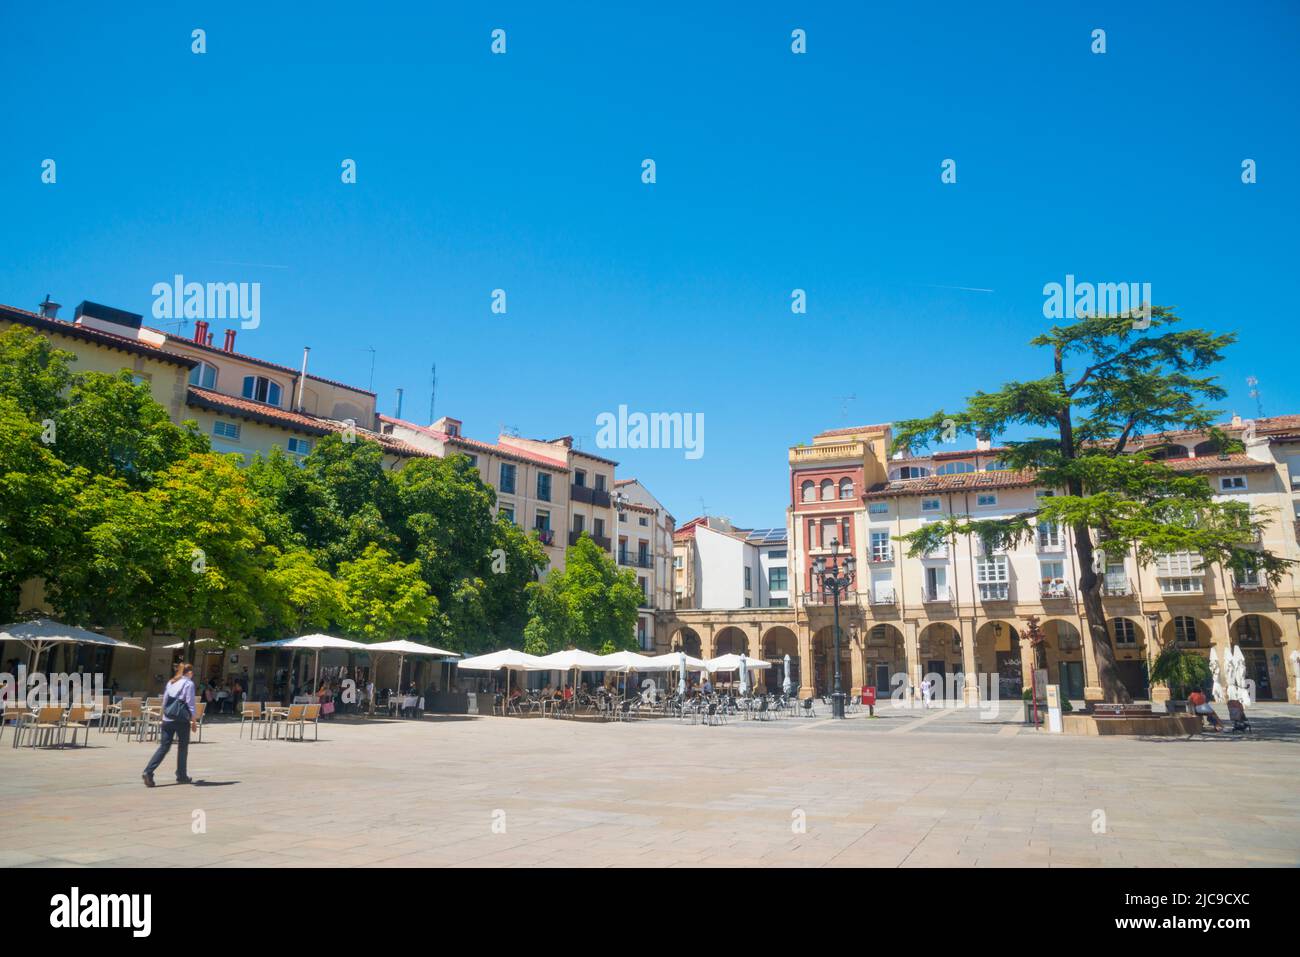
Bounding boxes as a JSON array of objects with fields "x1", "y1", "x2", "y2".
[
  {"x1": 656, "y1": 417, "x2": 1300, "y2": 704},
  {"x1": 672, "y1": 518, "x2": 789, "y2": 610},
  {"x1": 613, "y1": 478, "x2": 675, "y2": 649}
]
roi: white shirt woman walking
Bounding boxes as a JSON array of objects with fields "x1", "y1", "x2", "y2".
[{"x1": 143, "y1": 662, "x2": 197, "y2": 787}]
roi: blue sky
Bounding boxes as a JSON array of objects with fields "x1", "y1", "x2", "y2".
[{"x1": 2, "y1": 1, "x2": 1297, "y2": 527}]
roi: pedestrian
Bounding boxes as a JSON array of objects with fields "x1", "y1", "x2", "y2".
[
  {"x1": 142, "y1": 662, "x2": 197, "y2": 787},
  {"x1": 921, "y1": 677, "x2": 933, "y2": 709},
  {"x1": 1189, "y1": 688, "x2": 1222, "y2": 732}
]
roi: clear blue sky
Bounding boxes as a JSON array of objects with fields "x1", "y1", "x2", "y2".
[{"x1": 2, "y1": 1, "x2": 1297, "y2": 527}]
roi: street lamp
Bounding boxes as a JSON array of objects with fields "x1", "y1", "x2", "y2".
[{"x1": 813, "y1": 537, "x2": 855, "y2": 718}]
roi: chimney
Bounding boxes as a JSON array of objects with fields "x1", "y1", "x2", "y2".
[
  {"x1": 194, "y1": 319, "x2": 209, "y2": 344},
  {"x1": 395, "y1": 388, "x2": 404, "y2": 420},
  {"x1": 205, "y1": 332, "x2": 214, "y2": 346},
  {"x1": 1231, "y1": 413, "x2": 1242, "y2": 429},
  {"x1": 295, "y1": 347, "x2": 310, "y2": 411},
  {"x1": 37, "y1": 294, "x2": 60, "y2": 318},
  {"x1": 976, "y1": 430, "x2": 992, "y2": 452},
  {"x1": 222, "y1": 329, "x2": 236, "y2": 352}
]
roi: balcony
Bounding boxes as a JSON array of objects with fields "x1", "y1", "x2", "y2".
[
  {"x1": 570, "y1": 530, "x2": 611, "y2": 550},
  {"x1": 869, "y1": 551, "x2": 894, "y2": 565},
  {"x1": 1102, "y1": 579, "x2": 1134, "y2": 597},
  {"x1": 570, "y1": 484, "x2": 612, "y2": 508},
  {"x1": 1233, "y1": 579, "x2": 1272, "y2": 596},
  {"x1": 1158, "y1": 577, "x2": 1204, "y2": 596},
  {"x1": 868, "y1": 590, "x2": 896, "y2": 607},
  {"x1": 922, "y1": 587, "x2": 951, "y2": 603},
  {"x1": 1039, "y1": 580, "x2": 1072, "y2": 600},
  {"x1": 536, "y1": 529, "x2": 555, "y2": 546},
  {"x1": 618, "y1": 548, "x2": 654, "y2": 569},
  {"x1": 1036, "y1": 538, "x2": 1065, "y2": 553},
  {"x1": 801, "y1": 591, "x2": 859, "y2": 607}
]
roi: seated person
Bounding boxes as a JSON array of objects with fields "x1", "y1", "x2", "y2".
[{"x1": 1188, "y1": 689, "x2": 1222, "y2": 731}]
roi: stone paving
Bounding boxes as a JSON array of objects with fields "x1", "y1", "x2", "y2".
[{"x1": 2, "y1": 701, "x2": 1298, "y2": 867}]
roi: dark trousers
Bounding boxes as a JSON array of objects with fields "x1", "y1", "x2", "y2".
[{"x1": 144, "y1": 719, "x2": 190, "y2": 780}]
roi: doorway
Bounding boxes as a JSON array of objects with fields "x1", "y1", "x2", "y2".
[{"x1": 1058, "y1": 661, "x2": 1084, "y2": 700}]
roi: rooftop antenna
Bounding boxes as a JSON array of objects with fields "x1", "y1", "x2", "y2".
[
  {"x1": 835, "y1": 393, "x2": 857, "y2": 418},
  {"x1": 698, "y1": 496, "x2": 709, "y2": 518},
  {"x1": 1246, "y1": 376, "x2": 1265, "y2": 418},
  {"x1": 428, "y1": 363, "x2": 437, "y2": 425},
  {"x1": 37, "y1": 294, "x2": 61, "y2": 318},
  {"x1": 395, "y1": 387, "x2": 404, "y2": 420},
  {"x1": 366, "y1": 347, "x2": 377, "y2": 392}
]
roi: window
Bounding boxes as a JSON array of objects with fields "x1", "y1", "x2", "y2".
[
  {"x1": 893, "y1": 466, "x2": 930, "y2": 480},
  {"x1": 534, "y1": 510, "x2": 550, "y2": 531},
  {"x1": 573, "y1": 469, "x2": 586, "y2": 487},
  {"x1": 188, "y1": 362, "x2": 217, "y2": 389},
  {"x1": 1037, "y1": 520, "x2": 1062, "y2": 549},
  {"x1": 129, "y1": 372, "x2": 151, "y2": 386},
  {"x1": 839, "y1": 478, "x2": 855, "y2": 499},
  {"x1": 499, "y1": 463, "x2": 516, "y2": 494},
  {"x1": 595, "y1": 474, "x2": 607, "y2": 492},
  {"x1": 935, "y1": 461, "x2": 975, "y2": 475},
  {"x1": 241, "y1": 375, "x2": 282, "y2": 406},
  {"x1": 767, "y1": 549, "x2": 787, "y2": 560},
  {"x1": 870, "y1": 530, "x2": 892, "y2": 562},
  {"x1": 573, "y1": 514, "x2": 585, "y2": 534},
  {"x1": 1104, "y1": 562, "x2": 1128, "y2": 594},
  {"x1": 637, "y1": 540, "x2": 649, "y2": 563},
  {"x1": 499, "y1": 506, "x2": 514, "y2": 524},
  {"x1": 820, "y1": 518, "x2": 838, "y2": 548},
  {"x1": 769, "y1": 598, "x2": 788, "y2": 608},
  {"x1": 768, "y1": 567, "x2": 787, "y2": 591},
  {"x1": 212, "y1": 420, "x2": 240, "y2": 441},
  {"x1": 1173, "y1": 616, "x2": 1198, "y2": 645},
  {"x1": 593, "y1": 517, "x2": 605, "y2": 538},
  {"x1": 673, "y1": 554, "x2": 683, "y2": 569},
  {"x1": 1233, "y1": 565, "x2": 1262, "y2": 588},
  {"x1": 287, "y1": 437, "x2": 312, "y2": 456},
  {"x1": 976, "y1": 493, "x2": 998, "y2": 507},
  {"x1": 744, "y1": 567, "x2": 752, "y2": 591},
  {"x1": 868, "y1": 502, "x2": 888, "y2": 515},
  {"x1": 1111, "y1": 619, "x2": 1137, "y2": 645},
  {"x1": 463, "y1": 454, "x2": 477, "y2": 468},
  {"x1": 986, "y1": 461, "x2": 1010, "y2": 471},
  {"x1": 639, "y1": 516, "x2": 648, "y2": 526},
  {"x1": 921, "y1": 498, "x2": 941, "y2": 512},
  {"x1": 1219, "y1": 475, "x2": 1246, "y2": 491},
  {"x1": 536, "y1": 472, "x2": 551, "y2": 501},
  {"x1": 1156, "y1": 551, "x2": 1203, "y2": 593},
  {"x1": 976, "y1": 555, "x2": 1009, "y2": 600},
  {"x1": 801, "y1": 481, "x2": 815, "y2": 503},
  {"x1": 820, "y1": 479, "x2": 835, "y2": 501}
]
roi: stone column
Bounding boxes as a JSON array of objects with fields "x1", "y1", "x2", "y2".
[
  {"x1": 960, "y1": 618, "x2": 979, "y2": 705},
  {"x1": 701, "y1": 623, "x2": 716, "y2": 661},
  {"x1": 1079, "y1": 611, "x2": 1104, "y2": 703},
  {"x1": 1019, "y1": 625, "x2": 1036, "y2": 699},
  {"x1": 797, "y1": 622, "x2": 814, "y2": 699},
  {"x1": 903, "y1": 619, "x2": 921, "y2": 704}
]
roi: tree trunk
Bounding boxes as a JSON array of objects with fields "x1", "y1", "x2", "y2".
[{"x1": 1073, "y1": 525, "x2": 1131, "y2": 704}]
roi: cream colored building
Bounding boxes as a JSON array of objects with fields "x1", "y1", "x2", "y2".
[
  {"x1": 656, "y1": 418, "x2": 1300, "y2": 704},
  {"x1": 614, "y1": 478, "x2": 676, "y2": 649}
]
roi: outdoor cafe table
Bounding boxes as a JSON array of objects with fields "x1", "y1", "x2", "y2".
[{"x1": 388, "y1": 695, "x2": 421, "y2": 717}]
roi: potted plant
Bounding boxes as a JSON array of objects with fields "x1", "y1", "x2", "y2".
[{"x1": 1149, "y1": 645, "x2": 1212, "y2": 707}]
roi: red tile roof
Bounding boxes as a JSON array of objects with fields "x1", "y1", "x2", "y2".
[
  {"x1": 157, "y1": 329, "x2": 375, "y2": 397},
  {"x1": 1, "y1": 304, "x2": 196, "y2": 367},
  {"x1": 378, "y1": 415, "x2": 569, "y2": 469},
  {"x1": 189, "y1": 388, "x2": 427, "y2": 458},
  {"x1": 865, "y1": 454, "x2": 1274, "y2": 498},
  {"x1": 812, "y1": 423, "x2": 891, "y2": 439}
]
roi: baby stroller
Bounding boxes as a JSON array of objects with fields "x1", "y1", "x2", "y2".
[{"x1": 1226, "y1": 699, "x2": 1252, "y2": 733}]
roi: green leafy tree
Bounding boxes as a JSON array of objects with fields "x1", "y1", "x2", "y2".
[
  {"x1": 56, "y1": 370, "x2": 208, "y2": 488},
  {"x1": 522, "y1": 534, "x2": 640, "y2": 654},
  {"x1": 298, "y1": 434, "x2": 402, "y2": 568},
  {"x1": 336, "y1": 544, "x2": 435, "y2": 642},
  {"x1": 891, "y1": 308, "x2": 1292, "y2": 703},
  {"x1": 265, "y1": 547, "x2": 343, "y2": 634},
  {"x1": 0, "y1": 397, "x2": 79, "y2": 620},
  {"x1": 0, "y1": 326, "x2": 74, "y2": 422}
]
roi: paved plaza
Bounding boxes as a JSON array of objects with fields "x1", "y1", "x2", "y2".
[{"x1": 2, "y1": 701, "x2": 1298, "y2": 868}]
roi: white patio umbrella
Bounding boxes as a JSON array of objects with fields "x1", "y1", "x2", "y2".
[
  {"x1": 536, "y1": 649, "x2": 608, "y2": 703},
  {"x1": 1231, "y1": 645, "x2": 1251, "y2": 705},
  {"x1": 705, "y1": 653, "x2": 772, "y2": 673},
  {"x1": 782, "y1": 653, "x2": 793, "y2": 696},
  {"x1": 1208, "y1": 647, "x2": 1225, "y2": 703},
  {"x1": 457, "y1": 649, "x2": 549, "y2": 709},
  {"x1": 0, "y1": 618, "x2": 144, "y2": 673},
  {"x1": 677, "y1": 650, "x2": 687, "y2": 696},
  {"x1": 362, "y1": 639, "x2": 460, "y2": 714},
  {"x1": 246, "y1": 634, "x2": 370, "y2": 699},
  {"x1": 738, "y1": 653, "x2": 751, "y2": 696}
]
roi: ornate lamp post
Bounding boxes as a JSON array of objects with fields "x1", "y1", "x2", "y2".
[{"x1": 813, "y1": 537, "x2": 855, "y2": 719}]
